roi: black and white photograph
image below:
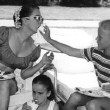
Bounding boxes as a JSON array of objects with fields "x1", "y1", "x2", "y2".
[{"x1": 0, "y1": 0, "x2": 110, "y2": 110}]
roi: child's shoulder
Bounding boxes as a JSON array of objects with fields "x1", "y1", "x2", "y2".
[
  {"x1": 53, "y1": 102, "x2": 59, "y2": 110},
  {"x1": 48, "y1": 100, "x2": 59, "y2": 110}
]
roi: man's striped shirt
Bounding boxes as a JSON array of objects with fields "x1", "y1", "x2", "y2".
[{"x1": 81, "y1": 47, "x2": 110, "y2": 86}]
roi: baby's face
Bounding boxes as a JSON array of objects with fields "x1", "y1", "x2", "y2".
[
  {"x1": 32, "y1": 83, "x2": 50, "y2": 105},
  {"x1": 96, "y1": 27, "x2": 110, "y2": 50}
]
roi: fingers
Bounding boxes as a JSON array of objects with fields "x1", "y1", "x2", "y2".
[
  {"x1": 39, "y1": 26, "x2": 49, "y2": 35},
  {"x1": 44, "y1": 25, "x2": 49, "y2": 30},
  {"x1": 42, "y1": 51, "x2": 54, "y2": 66},
  {"x1": 45, "y1": 51, "x2": 54, "y2": 57},
  {"x1": 43, "y1": 51, "x2": 49, "y2": 57},
  {"x1": 48, "y1": 52, "x2": 54, "y2": 61},
  {"x1": 39, "y1": 30, "x2": 43, "y2": 36}
]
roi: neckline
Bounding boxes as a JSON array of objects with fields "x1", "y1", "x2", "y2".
[{"x1": 8, "y1": 27, "x2": 37, "y2": 58}]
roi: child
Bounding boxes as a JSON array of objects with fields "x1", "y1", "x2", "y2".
[
  {"x1": 22, "y1": 74, "x2": 59, "y2": 110},
  {"x1": 40, "y1": 20, "x2": 110, "y2": 110}
]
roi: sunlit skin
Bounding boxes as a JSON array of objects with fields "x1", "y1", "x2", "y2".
[
  {"x1": 96, "y1": 26, "x2": 110, "y2": 56},
  {"x1": 32, "y1": 83, "x2": 51, "y2": 107}
]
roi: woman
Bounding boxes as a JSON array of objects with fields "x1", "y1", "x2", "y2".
[{"x1": 0, "y1": 4, "x2": 53, "y2": 110}]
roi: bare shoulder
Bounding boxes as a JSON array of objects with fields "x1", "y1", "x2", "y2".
[{"x1": 53, "y1": 102, "x2": 59, "y2": 110}]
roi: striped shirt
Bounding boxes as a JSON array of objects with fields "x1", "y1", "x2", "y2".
[{"x1": 81, "y1": 47, "x2": 110, "y2": 86}]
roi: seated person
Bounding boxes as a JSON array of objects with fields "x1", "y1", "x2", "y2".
[
  {"x1": 0, "y1": 4, "x2": 54, "y2": 110},
  {"x1": 22, "y1": 74, "x2": 59, "y2": 110},
  {"x1": 40, "y1": 19, "x2": 110, "y2": 110}
]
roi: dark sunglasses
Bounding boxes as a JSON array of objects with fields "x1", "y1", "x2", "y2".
[{"x1": 33, "y1": 15, "x2": 44, "y2": 21}]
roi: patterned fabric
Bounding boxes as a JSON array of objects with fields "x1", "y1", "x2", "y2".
[
  {"x1": 81, "y1": 47, "x2": 110, "y2": 86},
  {"x1": 0, "y1": 26, "x2": 41, "y2": 69}
]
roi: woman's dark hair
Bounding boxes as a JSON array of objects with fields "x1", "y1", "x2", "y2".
[
  {"x1": 13, "y1": 4, "x2": 39, "y2": 24},
  {"x1": 20, "y1": 4, "x2": 39, "y2": 18},
  {"x1": 32, "y1": 75, "x2": 56, "y2": 101}
]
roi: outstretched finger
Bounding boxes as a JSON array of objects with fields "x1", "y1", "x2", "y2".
[{"x1": 39, "y1": 30, "x2": 45, "y2": 36}]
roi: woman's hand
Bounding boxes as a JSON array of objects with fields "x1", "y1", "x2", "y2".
[
  {"x1": 39, "y1": 25, "x2": 51, "y2": 42},
  {"x1": 41, "y1": 51, "x2": 54, "y2": 66}
]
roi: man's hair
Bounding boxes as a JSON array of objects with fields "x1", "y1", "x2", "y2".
[{"x1": 99, "y1": 20, "x2": 110, "y2": 31}]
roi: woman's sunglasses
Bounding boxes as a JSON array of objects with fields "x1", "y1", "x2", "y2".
[
  {"x1": 25, "y1": 15, "x2": 43, "y2": 22},
  {"x1": 33, "y1": 15, "x2": 44, "y2": 21}
]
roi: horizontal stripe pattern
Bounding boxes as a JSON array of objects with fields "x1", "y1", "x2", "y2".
[{"x1": 82, "y1": 47, "x2": 110, "y2": 86}]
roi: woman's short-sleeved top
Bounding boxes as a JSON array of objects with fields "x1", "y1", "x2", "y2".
[{"x1": 0, "y1": 26, "x2": 41, "y2": 70}]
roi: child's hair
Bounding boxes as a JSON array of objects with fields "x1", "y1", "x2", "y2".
[
  {"x1": 13, "y1": 4, "x2": 39, "y2": 25},
  {"x1": 32, "y1": 75, "x2": 56, "y2": 101},
  {"x1": 99, "y1": 20, "x2": 110, "y2": 31}
]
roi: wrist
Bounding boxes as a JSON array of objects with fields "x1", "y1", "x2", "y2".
[
  {"x1": 39, "y1": 60, "x2": 45, "y2": 67},
  {"x1": 38, "y1": 61, "x2": 45, "y2": 74},
  {"x1": 47, "y1": 38, "x2": 52, "y2": 43}
]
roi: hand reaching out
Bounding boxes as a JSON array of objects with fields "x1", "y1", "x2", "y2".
[{"x1": 39, "y1": 25, "x2": 51, "y2": 42}]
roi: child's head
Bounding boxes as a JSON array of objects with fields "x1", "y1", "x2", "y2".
[
  {"x1": 97, "y1": 20, "x2": 110, "y2": 50},
  {"x1": 32, "y1": 75, "x2": 56, "y2": 105}
]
